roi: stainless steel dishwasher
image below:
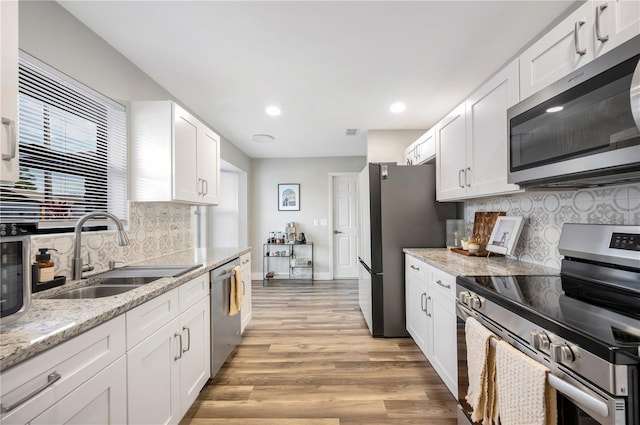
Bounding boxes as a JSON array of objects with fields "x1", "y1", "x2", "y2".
[{"x1": 210, "y1": 258, "x2": 242, "y2": 377}]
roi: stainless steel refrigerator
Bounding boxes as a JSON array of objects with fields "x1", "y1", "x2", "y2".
[{"x1": 357, "y1": 163, "x2": 457, "y2": 337}]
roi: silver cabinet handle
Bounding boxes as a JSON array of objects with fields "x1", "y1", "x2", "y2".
[
  {"x1": 1, "y1": 117, "x2": 17, "y2": 160},
  {"x1": 435, "y1": 279, "x2": 451, "y2": 289},
  {"x1": 410, "y1": 264, "x2": 420, "y2": 271},
  {"x1": 425, "y1": 296, "x2": 432, "y2": 317},
  {"x1": 574, "y1": 20, "x2": 587, "y2": 56},
  {"x1": 420, "y1": 292, "x2": 427, "y2": 312},
  {"x1": 174, "y1": 332, "x2": 183, "y2": 360},
  {"x1": 0, "y1": 372, "x2": 61, "y2": 413},
  {"x1": 595, "y1": 4, "x2": 609, "y2": 42},
  {"x1": 182, "y1": 326, "x2": 191, "y2": 353},
  {"x1": 242, "y1": 280, "x2": 246, "y2": 295},
  {"x1": 203, "y1": 179, "x2": 208, "y2": 196},
  {"x1": 458, "y1": 169, "x2": 465, "y2": 188},
  {"x1": 465, "y1": 167, "x2": 471, "y2": 187}
]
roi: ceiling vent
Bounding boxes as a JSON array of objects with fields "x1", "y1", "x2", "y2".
[{"x1": 345, "y1": 128, "x2": 359, "y2": 136}]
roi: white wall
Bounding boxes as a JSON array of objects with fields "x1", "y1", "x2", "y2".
[
  {"x1": 367, "y1": 130, "x2": 425, "y2": 164},
  {"x1": 250, "y1": 156, "x2": 366, "y2": 280}
]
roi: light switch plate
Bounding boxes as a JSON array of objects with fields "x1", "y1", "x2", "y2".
[
  {"x1": 320, "y1": 219, "x2": 328, "y2": 226},
  {"x1": 313, "y1": 219, "x2": 318, "y2": 227}
]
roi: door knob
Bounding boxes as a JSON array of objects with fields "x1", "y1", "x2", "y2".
[{"x1": 333, "y1": 230, "x2": 342, "y2": 234}]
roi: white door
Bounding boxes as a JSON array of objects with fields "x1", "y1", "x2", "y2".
[{"x1": 332, "y1": 174, "x2": 359, "y2": 279}]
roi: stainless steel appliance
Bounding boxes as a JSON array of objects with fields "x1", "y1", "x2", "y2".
[
  {"x1": 210, "y1": 258, "x2": 241, "y2": 377},
  {"x1": 508, "y1": 35, "x2": 640, "y2": 188},
  {"x1": 357, "y1": 163, "x2": 457, "y2": 337},
  {"x1": 456, "y1": 224, "x2": 639, "y2": 425},
  {"x1": 0, "y1": 224, "x2": 31, "y2": 324}
]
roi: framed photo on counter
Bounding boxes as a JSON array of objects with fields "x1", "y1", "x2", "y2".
[{"x1": 486, "y1": 216, "x2": 523, "y2": 256}]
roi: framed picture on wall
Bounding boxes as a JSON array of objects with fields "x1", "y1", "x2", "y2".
[
  {"x1": 278, "y1": 184, "x2": 300, "y2": 211},
  {"x1": 486, "y1": 216, "x2": 524, "y2": 256}
]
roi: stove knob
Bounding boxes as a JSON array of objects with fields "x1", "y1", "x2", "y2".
[
  {"x1": 469, "y1": 295, "x2": 482, "y2": 309},
  {"x1": 459, "y1": 291, "x2": 471, "y2": 305},
  {"x1": 550, "y1": 343, "x2": 575, "y2": 363},
  {"x1": 530, "y1": 331, "x2": 550, "y2": 350}
]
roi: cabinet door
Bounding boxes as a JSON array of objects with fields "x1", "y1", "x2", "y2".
[
  {"x1": 519, "y1": 2, "x2": 594, "y2": 100},
  {"x1": 593, "y1": 0, "x2": 640, "y2": 57},
  {"x1": 240, "y1": 253, "x2": 252, "y2": 334},
  {"x1": 31, "y1": 357, "x2": 127, "y2": 425},
  {"x1": 0, "y1": 0, "x2": 19, "y2": 185},
  {"x1": 405, "y1": 258, "x2": 431, "y2": 357},
  {"x1": 416, "y1": 129, "x2": 436, "y2": 164},
  {"x1": 199, "y1": 126, "x2": 220, "y2": 204},
  {"x1": 173, "y1": 105, "x2": 200, "y2": 203},
  {"x1": 127, "y1": 318, "x2": 181, "y2": 425},
  {"x1": 436, "y1": 104, "x2": 467, "y2": 201},
  {"x1": 179, "y1": 296, "x2": 211, "y2": 418},
  {"x1": 404, "y1": 144, "x2": 415, "y2": 165},
  {"x1": 430, "y1": 294, "x2": 458, "y2": 397},
  {"x1": 466, "y1": 59, "x2": 521, "y2": 198}
]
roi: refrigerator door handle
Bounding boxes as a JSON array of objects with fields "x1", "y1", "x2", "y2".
[{"x1": 358, "y1": 257, "x2": 382, "y2": 276}]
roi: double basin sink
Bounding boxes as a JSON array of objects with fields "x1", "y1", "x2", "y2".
[{"x1": 48, "y1": 265, "x2": 202, "y2": 299}]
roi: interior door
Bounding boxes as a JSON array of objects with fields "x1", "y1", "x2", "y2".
[{"x1": 332, "y1": 174, "x2": 359, "y2": 279}]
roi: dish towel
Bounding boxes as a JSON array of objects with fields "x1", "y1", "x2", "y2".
[
  {"x1": 496, "y1": 340, "x2": 557, "y2": 425},
  {"x1": 229, "y1": 265, "x2": 243, "y2": 316},
  {"x1": 465, "y1": 317, "x2": 499, "y2": 424}
]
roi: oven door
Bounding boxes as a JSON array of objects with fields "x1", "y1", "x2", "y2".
[
  {"x1": 508, "y1": 36, "x2": 640, "y2": 187},
  {"x1": 455, "y1": 301, "x2": 629, "y2": 425},
  {"x1": 0, "y1": 235, "x2": 31, "y2": 323}
]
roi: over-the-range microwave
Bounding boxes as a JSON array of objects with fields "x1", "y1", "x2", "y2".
[{"x1": 508, "y1": 35, "x2": 640, "y2": 188}]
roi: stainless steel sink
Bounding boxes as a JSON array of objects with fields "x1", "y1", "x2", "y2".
[
  {"x1": 48, "y1": 284, "x2": 143, "y2": 299},
  {"x1": 95, "y1": 276, "x2": 161, "y2": 285},
  {"x1": 95, "y1": 264, "x2": 202, "y2": 279}
]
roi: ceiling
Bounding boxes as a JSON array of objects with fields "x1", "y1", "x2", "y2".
[{"x1": 57, "y1": 1, "x2": 577, "y2": 159}]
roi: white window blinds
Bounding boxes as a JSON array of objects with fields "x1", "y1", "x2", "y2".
[{"x1": 1, "y1": 53, "x2": 127, "y2": 227}]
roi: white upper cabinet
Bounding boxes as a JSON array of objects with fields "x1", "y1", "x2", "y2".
[
  {"x1": 520, "y1": 0, "x2": 640, "y2": 100},
  {"x1": 436, "y1": 103, "x2": 467, "y2": 201},
  {"x1": 404, "y1": 129, "x2": 436, "y2": 166},
  {"x1": 593, "y1": 0, "x2": 640, "y2": 57},
  {"x1": 131, "y1": 101, "x2": 220, "y2": 205},
  {"x1": 465, "y1": 59, "x2": 521, "y2": 198},
  {"x1": 1, "y1": 0, "x2": 19, "y2": 185}
]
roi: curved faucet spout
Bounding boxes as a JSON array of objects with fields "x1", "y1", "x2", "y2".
[{"x1": 72, "y1": 211, "x2": 129, "y2": 280}]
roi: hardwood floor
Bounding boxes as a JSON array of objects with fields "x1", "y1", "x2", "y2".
[{"x1": 180, "y1": 279, "x2": 458, "y2": 425}]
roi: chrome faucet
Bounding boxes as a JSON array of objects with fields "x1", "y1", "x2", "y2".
[{"x1": 72, "y1": 211, "x2": 130, "y2": 280}]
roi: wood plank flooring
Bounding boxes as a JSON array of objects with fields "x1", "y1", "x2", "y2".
[{"x1": 180, "y1": 280, "x2": 458, "y2": 425}]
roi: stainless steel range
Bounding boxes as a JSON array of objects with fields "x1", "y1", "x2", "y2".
[{"x1": 456, "y1": 224, "x2": 639, "y2": 425}]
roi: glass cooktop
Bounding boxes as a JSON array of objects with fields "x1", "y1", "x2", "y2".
[{"x1": 457, "y1": 274, "x2": 640, "y2": 363}]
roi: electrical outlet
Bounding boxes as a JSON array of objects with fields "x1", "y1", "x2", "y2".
[
  {"x1": 320, "y1": 219, "x2": 328, "y2": 227},
  {"x1": 313, "y1": 219, "x2": 318, "y2": 227}
]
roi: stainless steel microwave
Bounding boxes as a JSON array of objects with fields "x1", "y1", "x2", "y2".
[
  {"x1": 0, "y1": 234, "x2": 31, "y2": 323},
  {"x1": 508, "y1": 35, "x2": 640, "y2": 188}
]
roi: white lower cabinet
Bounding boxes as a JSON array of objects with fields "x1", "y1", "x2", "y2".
[
  {"x1": 31, "y1": 356, "x2": 127, "y2": 425},
  {"x1": 404, "y1": 254, "x2": 458, "y2": 398},
  {"x1": 240, "y1": 252, "x2": 252, "y2": 334},
  {"x1": 126, "y1": 281, "x2": 211, "y2": 425}
]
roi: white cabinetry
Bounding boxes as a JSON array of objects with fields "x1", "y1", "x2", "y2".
[
  {"x1": 0, "y1": 0, "x2": 19, "y2": 185},
  {"x1": 404, "y1": 129, "x2": 436, "y2": 165},
  {"x1": 126, "y1": 275, "x2": 211, "y2": 425},
  {"x1": 130, "y1": 101, "x2": 220, "y2": 205},
  {"x1": 520, "y1": 0, "x2": 640, "y2": 100},
  {"x1": 437, "y1": 60, "x2": 521, "y2": 201},
  {"x1": 404, "y1": 254, "x2": 458, "y2": 398},
  {"x1": 0, "y1": 317, "x2": 127, "y2": 425},
  {"x1": 240, "y1": 252, "x2": 252, "y2": 334}
]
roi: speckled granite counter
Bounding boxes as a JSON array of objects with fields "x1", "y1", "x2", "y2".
[
  {"x1": 403, "y1": 248, "x2": 559, "y2": 277},
  {"x1": 0, "y1": 247, "x2": 250, "y2": 372}
]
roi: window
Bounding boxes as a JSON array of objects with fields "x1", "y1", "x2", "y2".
[{"x1": 0, "y1": 53, "x2": 127, "y2": 228}]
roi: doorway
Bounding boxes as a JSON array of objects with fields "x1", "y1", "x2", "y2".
[{"x1": 330, "y1": 173, "x2": 359, "y2": 279}]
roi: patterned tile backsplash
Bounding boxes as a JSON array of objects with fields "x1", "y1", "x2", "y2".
[
  {"x1": 464, "y1": 183, "x2": 640, "y2": 269},
  {"x1": 31, "y1": 202, "x2": 195, "y2": 278}
]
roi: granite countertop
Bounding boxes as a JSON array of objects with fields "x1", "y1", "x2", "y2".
[
  {"x1": 403, "y1": 248, "x2": 559, "y2": 277},
  {"x1": 0, "y1": 247, "x2": 251, "y2": 372}
]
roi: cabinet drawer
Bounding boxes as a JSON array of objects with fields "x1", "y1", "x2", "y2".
[
  {"x1": 127, "y1": 289, "x2": 180, "y2": 350},
  {"x1": 240, "y1": 252, "x2": 251, "y2": 268},
  {"x1": 430, "y1": 268, "x2": 456, "y2": 302},
  {"x1": 179, "y1": 274, "x2": 209, "y2": 313},
  {"x1": 405, "y1": 255, "x2": 430, "y2": 281},
  {"x1": 0, "y1": 316, "x2": 126, "y2": 425}
]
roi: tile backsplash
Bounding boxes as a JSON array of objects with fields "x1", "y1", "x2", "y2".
[
  {"x1": 31, "y1": 202, "x2": 195, "y2": 278},
  {"x1": 464, "y1": 183, "x2": 640, "y2": 269}
]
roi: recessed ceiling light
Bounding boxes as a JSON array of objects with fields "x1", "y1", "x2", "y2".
[
  {"x1": 390, "y1": 102, "x2": 406, "y2": 114},
  {"x1": 266, "y1": 105, "x2": 281, "y2": 116},
  {"x1": 546, "y1": 106, "x2": 564, "y2": 113},
  {"x1": 251, "y1": 134, "x2": 275, "y2": 143}
]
